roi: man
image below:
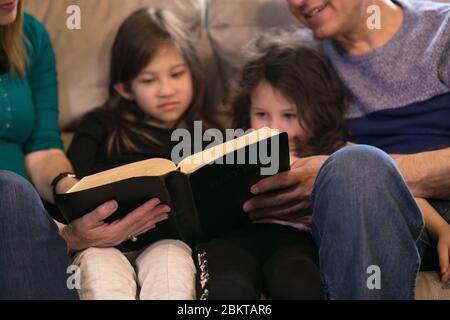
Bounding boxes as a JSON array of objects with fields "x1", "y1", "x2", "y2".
[{"x1": 244, "y1": 0, "x2": 450, "y2": 299}]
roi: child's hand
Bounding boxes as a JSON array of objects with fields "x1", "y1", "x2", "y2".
[{"x1": 436, "y1": 223, "x2": 450, "y2": 283}]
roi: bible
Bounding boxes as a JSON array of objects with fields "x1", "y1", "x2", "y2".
[{"x1": 55, "y1": 127, "x2": 290, "y2": 251}]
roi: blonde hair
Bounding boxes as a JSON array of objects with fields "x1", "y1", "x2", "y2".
[{"x1": 0, "y1": 1, "x2": 26, "y2": 76}]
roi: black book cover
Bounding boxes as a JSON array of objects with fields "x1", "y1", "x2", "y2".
[
  {"x1": 55, "y1": 132, "x2": 289, "y2": 251},
  {"x1": 189, "y1": 132, "x2": 290, "y2": 239}
]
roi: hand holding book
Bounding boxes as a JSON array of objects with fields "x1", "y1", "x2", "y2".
[
  {"x1": 56, "y1": 127, "x2": 290, "y2": 251},
  {"x1": 60, "y1": 198, "x2": 170, "y2": 252},
  {"x1": 244, "y1": 155, "x2": 329, "y2": 221}
]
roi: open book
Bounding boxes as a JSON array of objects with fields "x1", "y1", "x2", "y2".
[{"x1": 56, "y1": 127, "x2": 289, "y2": 251}]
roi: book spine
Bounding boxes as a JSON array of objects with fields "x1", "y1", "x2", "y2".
[{"x1": 165, "y1": 171, "x2": 206, "y2": 246}]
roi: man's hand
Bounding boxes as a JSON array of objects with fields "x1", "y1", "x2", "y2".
[
  {"x1": 243, "y1": 155, "x2": 328, "y2": 221},
  {"x1": 61, "y1": 198, "x2": 170, "y2": 252}
]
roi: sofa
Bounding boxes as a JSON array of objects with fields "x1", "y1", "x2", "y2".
[{"x1": 23, "y1": 0, "x2": 450, "y2": 300}]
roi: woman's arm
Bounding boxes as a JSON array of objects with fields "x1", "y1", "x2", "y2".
[
  {"x1": 23, "y1": 14, "x2": 74, "y2": 202},
  {"x1": 24, "y1": 149, "x2": 77, "y2": 203}
]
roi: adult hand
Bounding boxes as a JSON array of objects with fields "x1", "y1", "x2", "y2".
[
  {"x1": 61, "y1": 198, "x2": 170, "y2": 252},
  {"x1": 243, "y1": 155, "x2": 329, "y2": 221}
]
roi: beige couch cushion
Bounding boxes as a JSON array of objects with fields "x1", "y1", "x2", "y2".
[
  {"x1": 24, "y1": 0, "x2": 204, "y2": 130},
  {"x1": 416, "y1": 271, "x2": 450, "y2": 300}
]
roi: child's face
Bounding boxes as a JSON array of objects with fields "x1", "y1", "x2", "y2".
[
  {"x1": 250, "y1": 80, "x2": 308, "y2": 157},
  {"x1": 127, "y1": 45, "x2": 193, "y2": 129}
]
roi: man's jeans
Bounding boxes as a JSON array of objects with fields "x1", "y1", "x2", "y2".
[
  {"x1": 310, "y1": 145, "x2": 445, "y2": 300},
  {"x1": 0, "y1": 170, "x2": 78, "y2": 299}
]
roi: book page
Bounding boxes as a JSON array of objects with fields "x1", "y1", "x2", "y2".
[
  {"x1": 178, "y1": 127, "x2": 280, "y2": 174},
  {"x1": 67, "y1": 158, "x2": 177, "y2": 193}
]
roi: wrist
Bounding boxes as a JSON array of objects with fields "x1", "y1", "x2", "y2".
[
  {"x1": 56, "y1": 176, "x2": 78, "y2": 194},
  {"x1": 61, "y1": 224, "x2": 85, "y2": 253},
  {"x1": 51, "y1": 172, "x2": 78, "y2": 196},
  {"x1": 392, "y1": 154, "x2": 425, "y2": 197},
  {"x1": 435, "y1": 222, "x2": 450, "y2": 238}
]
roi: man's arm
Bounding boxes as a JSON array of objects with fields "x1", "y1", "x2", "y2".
[{"x1": 393, "y1": 147, "x2": 450, "y2": 199}]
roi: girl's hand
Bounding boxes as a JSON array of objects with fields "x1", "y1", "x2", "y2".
[
  {"x1": 61, "y1": 198, "x2": 170, "y2": 252},
  {"x1": 436, "y1": 223, "x2": 450, "y2": 283},
  {"x1": 243, "y1": 155, "x2": 328, "y2": 221}
]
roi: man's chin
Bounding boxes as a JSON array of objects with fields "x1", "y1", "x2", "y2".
[{"x1": 311, "y1": 26, "x2": 336, "y2": 40}]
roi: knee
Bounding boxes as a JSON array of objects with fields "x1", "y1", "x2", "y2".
[
  {"x1": 312, "y1": 145, "x2": 404, "y2": 208},
  {"x1": 316, "y1": 145, "x2": 399, "y2": 188},
  {"x1": 73, "y1": 247, "x2": 135, "y2": 285},
  {"x1": 0, "y1": 170, "x2": 39, "y2": 206},
  {"x1": 0, "y1": 170, "x2": 49, "y2": 226},
  {"x1": 73, "y1": 247, "x2": 130, "y2": 269},
  {"x1": 72, "y1": 247, "x2": 137, "y2": 300},
  {"x1": 264, "y1": 247, "x2": 324, "y2": 300},
  {"x1": 137, "y1": 239, "x2": 194, "y2": 268},
  {"x1": 137, "y1": 240, "x2": 196, "y2": 300},
  {"x1": 311, "y1": 145, "x2": 404, "y2": 226}
]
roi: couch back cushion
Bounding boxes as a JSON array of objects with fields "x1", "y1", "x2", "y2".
[
  {"x1": 24, "y1": 0, "x2": 204, "y2": 129},
  {"x1": 207, "y1": 0, "x2": 300, "y2": 101}
]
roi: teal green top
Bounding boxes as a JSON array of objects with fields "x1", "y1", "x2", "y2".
[{"x1": 0, "y1": 13, "x2": 63, "y2": 178}]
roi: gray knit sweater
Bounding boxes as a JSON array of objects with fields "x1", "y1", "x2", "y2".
[{"x1": 322, "y1": 0, "x2": 450, "y2": 154}]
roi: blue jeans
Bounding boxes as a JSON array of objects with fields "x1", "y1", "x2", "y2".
[
  {"x1": 311, "y1": 145, "x2": 426, "y2": 300},
  {"x1": 0, "y1": 171, "x2": 78, "y2": 299}
]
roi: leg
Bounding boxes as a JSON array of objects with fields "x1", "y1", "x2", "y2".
[
  {"x1": 263, "y1": 228, "x2": 324, "y2": 300},
  {"x1": 135, "y1": 239, "x2": 196, "y2": 300},
  {"x1": 311, "y1": 145, "x2": 424, "y2": 299},
  {"x1": 193, "y1": 225, "x2": 274, "y2": 300},
  {"x1": 72, "y1": 247, "x2": 137, "y2": 300},
  {"x1": 0, "y1": 170, "x2": 78, "y2": 299}
]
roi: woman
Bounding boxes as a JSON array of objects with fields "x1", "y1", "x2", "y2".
[{"x1": 0, "y1": 0, "x2": 165, "y2": 299}]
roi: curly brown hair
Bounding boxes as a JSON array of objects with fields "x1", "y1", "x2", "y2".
[{"x1": 232, "y1": 31, "x2": 347, "y2": 156}]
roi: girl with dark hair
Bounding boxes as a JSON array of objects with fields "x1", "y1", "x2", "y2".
[
  {"x1": 233, "y1": 31, "x2": 347, "y2": 158},
  {"x1": 193, "y1": 32, "x2": 342, "y2": 300},
  {"x1": 67, "y1": 8, "x2": 217, "y2": 300}
]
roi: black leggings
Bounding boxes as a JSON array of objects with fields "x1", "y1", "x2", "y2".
[{"x1": 193, "y1": 223, "x2": 324, "y2": 300}]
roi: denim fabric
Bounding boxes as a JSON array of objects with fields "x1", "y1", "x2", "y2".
[
  {"x1": 0, "y1": 170, "x2": 78, "y2": 299},
  {"x1": 311, "y1": 145, "x2": 425, "y2": 299}
]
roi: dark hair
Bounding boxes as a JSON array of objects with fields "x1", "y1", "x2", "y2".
[
  {"x1": 232, "y1": 31, "x2": 347, "y2": 156},
  {"x1": 104, "y1": 8, "x2": 211, "y2": 156}
]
